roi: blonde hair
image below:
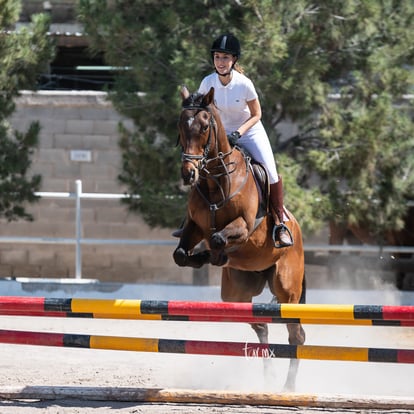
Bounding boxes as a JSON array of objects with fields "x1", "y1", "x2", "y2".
[{"x1": 234, "y1": 62, "x2": 244, "y2": 74}]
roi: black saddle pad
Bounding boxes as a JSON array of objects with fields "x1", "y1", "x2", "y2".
[
  {"x1": 235, "y1": 145, "x2": 270, "y2": 223},
  {"x1": 250, "y1": 161, "x2": 270, "y2": 219}
]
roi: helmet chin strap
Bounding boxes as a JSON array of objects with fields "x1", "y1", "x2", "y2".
[
  {"x1": 216, "y1": 65, "x2": 235, "y2": 77},
  {"x1": 216, "y1": 70, "x2": 232, "y2": 77}
]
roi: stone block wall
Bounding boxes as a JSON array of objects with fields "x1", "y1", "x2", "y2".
[{"x1": 0, "y1": 91, "x2": 218, "y2": 284}]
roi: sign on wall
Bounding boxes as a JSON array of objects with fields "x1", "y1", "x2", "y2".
[{"x1": 70, "y1": 150, "x2": 92, "y2": 162}]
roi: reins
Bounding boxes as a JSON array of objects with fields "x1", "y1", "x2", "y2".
[
  {"x1": 180, "y1": 103, "x2": 251, "y2": 232},
  {"x1": 197, "y1": 149, "x2": 251, "y2": 232}
]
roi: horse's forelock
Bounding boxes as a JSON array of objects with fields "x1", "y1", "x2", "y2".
[{"x1": 182, "y1": 92, "x2": 206, "y2": 109}]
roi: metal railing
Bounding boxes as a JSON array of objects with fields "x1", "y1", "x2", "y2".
[
  {"x1": 0, "y1": 180, "x2": 174, "y2": 279},
  {"x1": 0, "y1": 179, "x2": 413, "y2": 279}
]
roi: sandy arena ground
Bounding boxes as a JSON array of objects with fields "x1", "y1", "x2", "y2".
[
  {"x1": 0, "y1": 281, "x2": 413, "y2": 413},
  {"x1": 0, "y1": 312, "x2": 413, "y2": 413}
]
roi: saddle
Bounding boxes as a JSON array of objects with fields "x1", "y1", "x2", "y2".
[
  {"x1": 236, "y1": 145, "x2": 270, "y2": 231},
  {"x1": 250, "y1": 161, "x2": 270, "y2": 222}
]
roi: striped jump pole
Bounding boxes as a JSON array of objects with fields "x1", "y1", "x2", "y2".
[
  {"x1": 0, "y1": 329, "x2": 413, "y2": 364},
  {"x1": 2, "y1": 308, "x2": 414, "y2": 327},
  {"x1": 1, "y1": 296, "x2": 414, "y2": 322}
]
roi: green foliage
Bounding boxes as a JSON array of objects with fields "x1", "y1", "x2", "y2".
[
  {"x1": 308, "y1": 92, "x2": 414, "y2": 236},
  {"x1": 78, "y1": 0, "x2": 414, "y2": 239},
  {"x1": 0, "y1": 122, "x2": 42, "y2": 221},
  {"x1": 291, "y1": 1, "x2": 414, "y2": 239},
  {"x1": 277, "y1": 153, "x2": 329, "y2": 235},
  {"x1": 0, "y1": 0, "x2": 21, "y2": 28},
  {"x1": 0, "y1": 2, "x2": 55, "y2": 221},
  {"x1": 117, "y1": 123, "x2": 186, "y2": 227}
]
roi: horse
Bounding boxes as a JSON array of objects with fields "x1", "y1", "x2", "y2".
[{"x1": 173, "y1": 86, "x2": 306, "y2": 390}]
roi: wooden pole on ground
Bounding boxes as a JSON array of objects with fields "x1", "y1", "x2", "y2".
[{"x1": 0, "y1": 386, "x2": 413, "y2": 410}]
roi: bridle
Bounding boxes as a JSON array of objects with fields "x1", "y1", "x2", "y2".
[
  {"x1": 180, "y1": 104, "x2": 217, "y2": 167},
  {"x1": 179, "y1": 103, "x2": 251, "y2": 231}
]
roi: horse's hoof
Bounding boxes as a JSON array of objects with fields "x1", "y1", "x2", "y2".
[
  {"x1": 282, "y1": 382, "x2": 295, "y2": 392},
  {"x1": 210, "y1": 251, "x2": 228, "y2": 266},
  {"x1": 173, "y1": 247, "x2": 188, "y2": 267},
  {"x1": 210, "y1": 233, "x2": 226, "y2": 249},
  {"x1": 217, "y1": 254, "x2": 228, "y2": 266},
  {"x1": 192, "y1": 250, "x2": 211, "y2": 268}
]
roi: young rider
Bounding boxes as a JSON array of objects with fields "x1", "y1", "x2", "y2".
[
  {"x1": 173, "y1": 34, "x2": 293, "y2": 247},
  {"x1": 175, "y1": 33, "x2": 293, "y2": 247}
]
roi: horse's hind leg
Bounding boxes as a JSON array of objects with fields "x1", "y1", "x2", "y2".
[
  {"x1": 221, "y1": 267, "x2": 269, "y2": 341},
  {"x1": 221, "y1": 267, "x2": 268, "y2": 303},
  {"x1": 284, "y1": 324, "x2": 305, "y2": 391},
  {"x1": 271, "y1": 269, "x2": 306, "y2": 392},
  {"x1": 222, "y1": 267, "x2": 275, "y2": 385}
]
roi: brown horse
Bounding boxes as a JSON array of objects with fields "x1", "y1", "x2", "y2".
[{"x1": 173, "y1": 86, "x2": 306, "y2": 390}]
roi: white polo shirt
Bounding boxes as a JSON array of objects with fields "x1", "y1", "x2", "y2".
[
  {"x1": 198, "y1": 70, "x2": 266, "y2": 137},
  {"x1": 198, "y1": 70, "x2": 279, "y2": 183}
]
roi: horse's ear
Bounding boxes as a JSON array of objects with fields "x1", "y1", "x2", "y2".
[
  {"x1": 180, "y1": 85, "x2": 190, "y2": 100},
  {"x1": 202, "y1": 87, "x2": 215, "y2": 106}
]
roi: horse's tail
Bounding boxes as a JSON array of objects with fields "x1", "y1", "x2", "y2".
[{"x1": 299, "y1": 273, "x2": 306, "y2": 304}]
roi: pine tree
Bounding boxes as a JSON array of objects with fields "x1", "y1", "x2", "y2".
[
  {"x1": 278, "y1": 1, "x2": 414, "y2": 240},
  {"x1": 0, "y1": 0, "x2": 54, "y2": 221}
]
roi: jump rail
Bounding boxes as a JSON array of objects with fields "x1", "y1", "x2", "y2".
[
  {"x1": 3, "y1": 309, "x2": 413, "y2": 327},
  {"x1": 0, "y1": 329, "x2": 413, "y2": 364},
  {"x1": 1, "y1": 297, "x2": 414, "y2": 325}
]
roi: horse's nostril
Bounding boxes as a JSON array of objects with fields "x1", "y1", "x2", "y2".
[{"x1": 181, "y1": 167, "x2": 196, "y2": 185}]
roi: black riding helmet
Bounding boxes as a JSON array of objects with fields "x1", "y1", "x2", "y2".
[{"x1": 210, "y1": 33, "x2": 241, "y2": 62}]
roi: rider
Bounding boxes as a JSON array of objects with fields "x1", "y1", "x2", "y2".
[{"x1": 174, "y1": 33, "x2": 293, "y2": 247}]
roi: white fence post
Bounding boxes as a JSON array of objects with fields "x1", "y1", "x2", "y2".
[{"x1": 75, "y1": 180, "x2": 82, "y2": 279}]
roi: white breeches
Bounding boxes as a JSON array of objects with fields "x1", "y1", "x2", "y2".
[{"x1": 238, "y1": 135, "x2": 279, "y2": 184}]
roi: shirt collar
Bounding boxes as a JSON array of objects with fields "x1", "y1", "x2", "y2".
[{"x1": 215, "y1": 71, "x2": 234, "y2": 89}]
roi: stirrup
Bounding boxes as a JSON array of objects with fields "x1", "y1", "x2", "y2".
[{"x1": 272, "y1": 223, "x2": 294, "y2": 248}]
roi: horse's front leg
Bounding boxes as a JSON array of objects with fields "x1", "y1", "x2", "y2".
[
  {"x1": 210, "y1": 216, "x2": 250, "y2": 250},
  {"x1": 173, "y1": 220, "x2": 210, "y2": 268},
  {"x1": 208, "y1": 216, "x2": 250, "y2": 266}
]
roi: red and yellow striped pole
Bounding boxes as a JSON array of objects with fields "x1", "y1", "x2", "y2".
[
  {"x1": 1, "y1": 297, "x2": 414, "y2": 326},
  {"x1": 0, "y1": 329, "x2": 413, "y2": 364}
]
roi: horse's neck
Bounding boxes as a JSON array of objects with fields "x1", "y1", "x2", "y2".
[{"x1": 201, "y1": 149, "x2": 242, "y2": 201}]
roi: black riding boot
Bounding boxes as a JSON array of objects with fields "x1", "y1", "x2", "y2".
[{"x1": 269, "y1": 177, "x2": 294, "y2": 248}]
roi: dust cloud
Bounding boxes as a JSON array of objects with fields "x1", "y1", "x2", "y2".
[{"x1": 153, "y1": 264, "x2": 414, "y2": 397}]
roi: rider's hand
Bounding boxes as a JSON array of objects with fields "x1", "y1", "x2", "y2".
[{"x1": 227, "y1": 131, "x2": 241, "y2": 147}]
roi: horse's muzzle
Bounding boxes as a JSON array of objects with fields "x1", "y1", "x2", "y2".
[{"x1": 181, "y1": 165, "x2": 198, "y2": 185}]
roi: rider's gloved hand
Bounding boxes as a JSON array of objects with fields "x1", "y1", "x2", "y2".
[{"x1": 227, "y1": 131, "x2": 241, "y2": 147}]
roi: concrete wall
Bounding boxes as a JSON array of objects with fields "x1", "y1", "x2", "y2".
[{"x1": 0, "y1": 91, "x2": 209, "y2": 284}]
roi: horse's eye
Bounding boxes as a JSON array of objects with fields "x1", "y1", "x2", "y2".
[{"x1": 202, "y1": 124, "x2": 209, "y2": 133}]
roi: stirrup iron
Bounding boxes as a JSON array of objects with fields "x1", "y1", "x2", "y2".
[{"x1": 272, "y1": 223, "x2": 294, "y2": 248}]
